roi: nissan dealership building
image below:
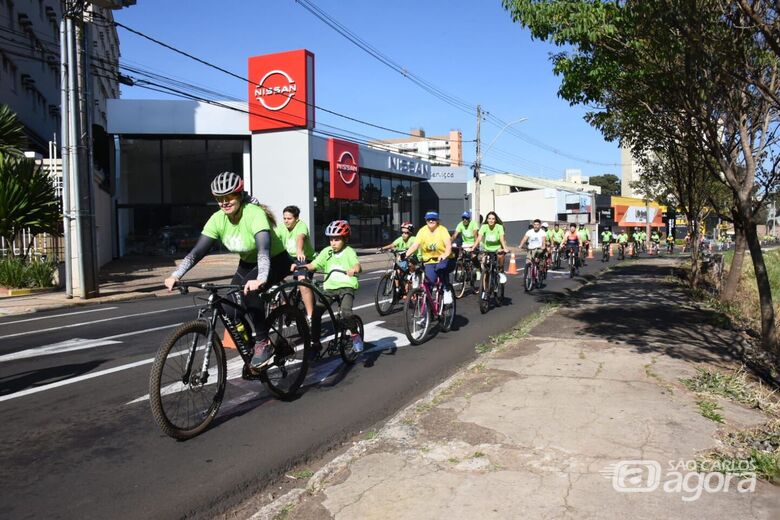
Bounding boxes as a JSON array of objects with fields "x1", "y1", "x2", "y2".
[{"x1": 106, "y1": 49, "x2": 459, "y2": 256}]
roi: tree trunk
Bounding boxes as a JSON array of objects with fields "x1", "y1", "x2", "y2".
[
  {"x1": 720, "y1": 223, "x2": 746, "y2": 302},
  {"x1": 689, "y1": 220, "x2": 701, "y2": 289},
  {"x1": 743, "y1": 221, "x2": 779, "y2": 359}
]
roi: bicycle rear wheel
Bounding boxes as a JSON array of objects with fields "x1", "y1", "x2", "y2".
[
  {"x1": 452, "y1": 260, "x2": 467, "y2": 299},
  {"x1": 374, "y1": 272, "x2": 396, "y2": 315},
  {"x1": 523, "y1": 264, "x2": 534, "y2": 292},
  {"x1": 480, "y1": 274, "x2": 493, "y2": 314},
  {"x1": 339, "y1": 315, "x2": 364, "y2": 364},
  {"x1": 149, "y1": 321, "x2": 226, "y2": 440},
  {"x1": 404, "y1": 288, "x2": 431, "y2": 345},
  {"x1": 260, "y1": 304, "x2": 310, "y2": 400}
]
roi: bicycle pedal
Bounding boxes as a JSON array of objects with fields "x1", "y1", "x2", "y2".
[{"x1": 242, "y1": 364, "x2": 265, "y2": 380}]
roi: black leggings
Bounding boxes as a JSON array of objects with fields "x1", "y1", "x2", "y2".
[{"x1": 229, "y1": 253, "x2": 294, "y2": 341}]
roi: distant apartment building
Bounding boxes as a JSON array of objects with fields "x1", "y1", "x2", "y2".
[
  {"x1": 0, "y1": 0, "x2": 123, "y2": 152},
  {"x1": 370, "y1": 128, "x2": 463, "y2": 166},
  {"x1": 620, "y1": 144, "x2": 643, "y2": 198},
  {"x1": 564, "y1": 168, "x2": 589, "y2": 185}
]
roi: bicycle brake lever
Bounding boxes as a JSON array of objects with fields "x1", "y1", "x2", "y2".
[{"x1": 178, "y1": 286, "x2": 189, "y2": 295}]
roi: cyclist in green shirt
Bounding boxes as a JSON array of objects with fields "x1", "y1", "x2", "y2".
[
  {"x1": 164, "y1": 171, "x2": 294, "y2": 369},
  {"x1": 473, "y1": 211, "x2": 508, "y2": 273},
  {"x1": 302, "y1": 220, "x2": 363, "y2": 355},
  {"x1": 577, "y1": 224, "x2": 591, "y2": 265},
  {"x1": 451, "y1": 211, "x2": 479, "y2": 249},
  {"x1": 600, "y1": 228, "x2": 613, "y2": 244},
  {"x1": 379, "y1": 221, "x2": 417, "y2": 270},
  {"x1": 277, "y1": 205, "x2": 316, "y2": 322}
]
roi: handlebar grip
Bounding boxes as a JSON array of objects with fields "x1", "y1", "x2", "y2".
[{"x1": 178, "y1": 285, "x2": 189, "y2": 295}]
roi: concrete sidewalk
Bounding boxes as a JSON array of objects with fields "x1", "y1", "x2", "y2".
[
  {"x1": 250, "y1": 258, "x2": 779, "y2": 520},
  {"x1": 0, "y1": 250, "x2": 392, "y2": 317}
]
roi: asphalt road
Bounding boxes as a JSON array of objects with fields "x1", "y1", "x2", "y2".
[{"x1": 0, "y1": 255, "x2": 615, "y2": 519}]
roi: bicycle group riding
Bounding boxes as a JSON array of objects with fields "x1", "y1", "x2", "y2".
[{"x1": 151, "y1": 171, "x2": 669, "y2": 439}]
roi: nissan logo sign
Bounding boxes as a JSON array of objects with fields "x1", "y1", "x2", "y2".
[
  {"x1": 253, "y1": 69, "x2": 297, "y2": 111},
  {"x1": 336, "y1": 151, "x2": 358, "y2": 185}
]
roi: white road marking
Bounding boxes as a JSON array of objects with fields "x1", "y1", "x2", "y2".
[
  {"x1": 0, "y1": 305, "x2": 192, "y2": 341},
  {"x1": 0, "y1": 307, "x2": 119, "y2": 326},
  {"x1": 368, "y1": 269, "x2": 388, "y2": 274}
]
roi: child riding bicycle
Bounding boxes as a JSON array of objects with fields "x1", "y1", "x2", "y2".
[{"x1": 300, "y1": 220, "x2": 363, "y2": 357}]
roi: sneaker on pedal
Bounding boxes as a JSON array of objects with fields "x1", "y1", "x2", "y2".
[
  {"x1": 442, "y1": 289, "x2": 453, "y2": 304},
  {"x1": 498, "y1": 273, "x2": 507, "y2": 284},
  {"x1": 250, "y1": 338, "x2": 273, "y2": 368},
  {"x1": 351, "y1": 334, "x2": 364, "y2": 353}
]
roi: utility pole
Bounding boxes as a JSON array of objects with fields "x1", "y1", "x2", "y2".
[
  {"x1": 59, "y1": 14, "x2": 72, "y2": 298},
  {"x1": 474, "y1": 105, "x2": 481, "y2": 224}
]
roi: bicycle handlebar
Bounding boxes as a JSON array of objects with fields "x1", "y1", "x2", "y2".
[{"x1": 173, "y1": 281, "x2": 244, "y2": 295}]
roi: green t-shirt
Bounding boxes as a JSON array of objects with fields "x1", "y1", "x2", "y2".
[
  {"x1": 479, "y1": 223, "x2": 505, "y2": 252},
  {"x1": 455, "y1": 220, "x2": 479, "y2": 246},
  {"x1": 311, "y1": 245, "x2": 360, "y2": 290},
  {"x1": 601, "y1": 231, "x2": 613, "y2": 243},
  {"x1": 202, "y1": 204, "x2": 284, "y2": 262},
  {"x1": 618, "y1": 233, "x2": 629, "y2": 244},
  {"x1": 651, "y1": 232, "x2": 661, "y2": 242},
  {"x1": 391, "y1": 235, "x2": 414, "y2": 252},
  {"x1": 550, "y1": 228, "x2": 564, "y2": 244},
  {"x1": 577, "y1": 229, "x2": 590, "y2": 242},
  {"x1": 276, "y1": 220, "x2": 315, "y2": 260}
]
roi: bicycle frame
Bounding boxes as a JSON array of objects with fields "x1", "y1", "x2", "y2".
[{"x1": 417, "y1": 268, "x2": 445, "y2": 318}]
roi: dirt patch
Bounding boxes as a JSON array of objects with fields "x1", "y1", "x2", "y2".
[
  {"x1": 286, "y1": 492, "x2": 331, "y2": 520},
  {"x1": 418, "y1": 407, "x2": 503, "y2": 445},
  {"x1": 440, "y1": 368, "x2": 519, "y2": 402},
  {"x1": 492, "y1": 341, "x2": 541, "y2": 359}
]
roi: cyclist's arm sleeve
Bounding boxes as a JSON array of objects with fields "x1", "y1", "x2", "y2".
[
  {"x1": 254, "y1": 231, "x2": 271, "y2": 283},
  {"x1": 171, "y1": 235, "x2": 216, "y2": 279}
]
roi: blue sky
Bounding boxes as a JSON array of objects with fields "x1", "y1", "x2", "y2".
[{"x1": 114, "y1": 0, "x2": 621, "y2": 179}]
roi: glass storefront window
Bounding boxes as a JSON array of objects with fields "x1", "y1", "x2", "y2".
[{"x1": 122, "y1": 138, "x2": 161, "y2": 204}]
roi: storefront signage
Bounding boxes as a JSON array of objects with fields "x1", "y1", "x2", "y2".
[
  {"x1": 248, "y1": 49, "x2": 315, "y2": 132},
  {"x1": 429, "y1": 166, "x2": 469, "y2": 183},
  {"x1": 328, "y1": 138, "x2": 360, "y2": 200},
  {"x1": 597, "y1": 207, "x2": 615, "y2": 221},
  {"x1": 387, "y1": 156, "x2": 431, "y2": 179}
]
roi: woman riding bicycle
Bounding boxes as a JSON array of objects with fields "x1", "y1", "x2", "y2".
[
  {"x1": 473, "y1": 211, "x2": 508, "y2": 274},
  {"x1": 163, "y1": 171, "x2": 294, "y2": 370},
  {"x1": 276, "y1": 205, "x2": 316, "y2": 323},
  {"x1": 403, "y1": 211, "x2": 454, "y2": 301},
  {"x1": 379, "y1": 221, "x2": 416, "y2": 266}
]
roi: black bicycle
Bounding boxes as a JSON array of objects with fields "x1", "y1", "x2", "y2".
[
  {"x1": 479, "y1": 251, "x2": 505, "y2": 314},
  {"x1": 617, "y1": 242, "x2": 626, "y2": 260},
  {"x1": 602, "y1": 241, "x2": 611, "y2": 262},
  {"x1": 451, "y1": 246, "x2": 480, "y2": 299},
  {"x1": 375, "y1": 250, "x2": 412, "y2": 315},
  {"x1": 150, "y1": 282, "x2": 310, "y2": 440},
  {"x1": 566, "y1": 246, "x2": 580, "y2": 278},
  {"x1": 286, "y1": 269, "x2": 365, "y2": 365}
]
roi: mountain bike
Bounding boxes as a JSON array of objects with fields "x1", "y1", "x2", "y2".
[
  {"x1": 286, "y1": 269, "x2": 365, "y2": 365},
  {"x1": 480, "y1": 251, "x2": 506, "y2": 313},
  {"x1": 551, "y1": 243, "x2": 562, "y2": 269},
  {"x1": 617, "y1": 243, "x2": 626, "y2": 260},
  {"x1": 523, "y1": 250, "x2": 543, "y2": 293},
  {"x1": 451, "y1": 246, "x2": 479, "y2": 299},
  {"x1": 566, "y1": 246, "x2": 580, "y2": 278},
  {"x1": 149, "y1": 282, "x2": 310, "y2": 440},
  {"x1": 404, "y1": 260, "x2": 456, "y2": 344},
  {"x1": 374, "y1": 250, "x2": 412, "y2": 315},
  {"x1": 666, "y1": 240, "x2": 674, "y2": 254},
  {"x1": 602, "y1": 241, "x2": 611, "y2": 262}
]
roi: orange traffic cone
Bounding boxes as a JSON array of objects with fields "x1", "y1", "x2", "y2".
[
  {"x1": 222, "y1": 329, "x2": 237, "y2": 350},
  {"x1": 507, "y1": 252, "x2": 518, "y2": 275},
  {"x1": 648, "y1": 243, "x2": 653, "y2": 256},
  {"x1": 587, "y1": 245, "x2": 594, "y2": 259}
]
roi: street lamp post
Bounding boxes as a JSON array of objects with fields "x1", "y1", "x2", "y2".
[{"x1": 474, "y1": 113, "x2": 527, "y2": 222}]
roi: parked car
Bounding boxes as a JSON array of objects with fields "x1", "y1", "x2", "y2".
[{"x1": 142, "y1": 225, "x2": 201, "y2": 256}]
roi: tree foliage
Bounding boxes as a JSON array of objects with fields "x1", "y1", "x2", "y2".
[
  {"x1": 0, "y1": 104, "x2": 27, "y2": 157},
  {"x1": 0, "y1": 155, "x2": 61, "y2": 260},
  {"x1": 589, "y1": 173, "x2": 620, "y2": 196}
]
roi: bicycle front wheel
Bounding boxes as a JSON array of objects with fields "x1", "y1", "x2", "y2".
[
  {"x1": 452, "y1": 261, "x2": 467, "y2": 299},
  {"x1": 439, "y1": 290, "x2": 457, "y2": 332},
  {"x1": 374, "y1": 272, "x2": 396, "y2": 315},
  {"x1": 149, "y1": 321, "x2": 226, "y2": 440},
  {"x1": 260, "y1": 304, "x2": 310, "y2": 400},
  {"x1": 404, "y1": 288, "x2": 431, "y2": 345},
  {"x1": 524, "y1": 265, "x2": 534, "y2": 292}
]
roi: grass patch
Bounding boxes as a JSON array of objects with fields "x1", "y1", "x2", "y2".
[
  {"x1": 289, "y1": 469, "x2": 313, "y2": 480},
  {"x1": 697, "y1": 399, "x2": 725, "y2": 423},
  {"x1": 681, "y1": 366, "x2": 778, "y2": 416},
  {"x1": 448, "y1": 457, "x2": 460, "y2": 464},
  {"x1": 474, "y1": 303, "x2": 559, "y2": 354},
  {"x1": 472, "y1": 451, "x2": 486, "y2": 458},
  {"x1": 644, "y1": 357, "x2": 675, "y2": 395},
  {"x1": 698, "y1": 419, "x2": 780, "y2": 482},
  {"x1": 363, "y1": 430, "x2": 378, "y2": 441},
  {"x1": 273, "y1": 504, "x2": 294, "y2": 520},
  {"x1": 720, "y1": 248, "x2": 780, "y2": 333}
]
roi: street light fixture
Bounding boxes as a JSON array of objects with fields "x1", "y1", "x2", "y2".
[{"x1": 474, "y1": 116, "x2": 527, "y2": 221}]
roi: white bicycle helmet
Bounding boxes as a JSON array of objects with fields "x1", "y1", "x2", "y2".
[
  {"x1": 542, "y1": 222, "x2": 549, "y2": 228},
  {"x1": 210, "y1": 171, "x2": 244, "y2": 196}
]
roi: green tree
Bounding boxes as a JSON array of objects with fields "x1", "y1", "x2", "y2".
[
  {"x1": 0, "y1": 104, "x2": 27, "y2": 157},
  {"x1": 589, "y1": 174, "x2": 620, "y2": 196},
  {"x1": 502, "y1": 0, "x2": 780, "y2": 356},
  {"x1": 0, "y1": 154, "x2": 61, "y2": 260}
]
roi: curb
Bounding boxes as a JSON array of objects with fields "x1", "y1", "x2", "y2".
[
  {"x1": 0, "y1": 287, "x2": 58, "y2": 298},
  {"x1": 0, "y1": 291, "x2": 157, "y2": 316}
]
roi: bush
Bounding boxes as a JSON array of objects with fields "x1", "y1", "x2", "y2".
[{"x1": 0, "y1": 256, "x2": 56, "y2": 288}]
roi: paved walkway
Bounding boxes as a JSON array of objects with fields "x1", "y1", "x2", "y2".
[
  {"x1": 0, "y1": 250, "x2": 392, "y2": 316},
  {"x1": 250, "y1": 258, "x2": 779, "y2": 520}
]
